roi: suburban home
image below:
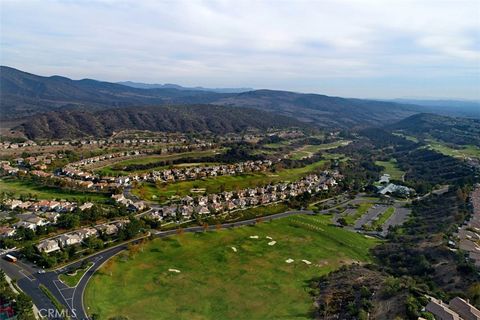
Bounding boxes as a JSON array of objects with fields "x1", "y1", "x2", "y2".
[
  {"x1": 36, "y1": 239, "x2": 61, "y2": 253},
  {"x1": 96, "y1": 224, "x2": 119, "y2": 235},
  {"x1": 449, "y1": 297, "x2": 480, "y2": 320},
  {"x1": 57, "y1": 233, "x2": 82, "y2": 247},
  {"x1": 426, "y1": 297, "x2": 461, "y2": 320},
  {"x1": 79, "y1": 202, "x2": 94, "y2": 211},
  {"x1": 0, "y1": 226, "x2": 15, "y2": 238}
]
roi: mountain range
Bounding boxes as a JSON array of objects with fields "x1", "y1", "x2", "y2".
[
  {"x1": 117, "y1": 81, "x2": 253, "y2": 93},
  {"x1": 17, "y1": 105, "x2": 304, "y2": 139},
  {"x1": 1, "y1": 66, "x2": 478, "y2": 139}
]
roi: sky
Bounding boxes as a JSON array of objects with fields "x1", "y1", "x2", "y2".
[{"x1": 1, "y1": 0, "x2": 479, "y2": 99}]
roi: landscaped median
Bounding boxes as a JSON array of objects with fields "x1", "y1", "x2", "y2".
[
  {"x1": 39, "y1": 284, "x2": 70, "y2": 320},
  {"x1": 59, "y1": 262, "x2": 94, "y2": 287}
]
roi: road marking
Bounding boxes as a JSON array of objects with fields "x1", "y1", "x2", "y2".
[{"x1": 19, "y1": 270, "x2": 36, "y2": 281}]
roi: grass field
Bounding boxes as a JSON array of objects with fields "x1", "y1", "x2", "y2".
[
  {"x1": 375, "y1": 159, "x2": 405, "y2": 181},
  {"x1": 95, "y1": 150, "x2": 221, "y2": 176},
  {"x1": 425, "y1": 139, "x2": 480, "y2": 160},
  {"x1": 85, "y1": 214, "x2": 378, "y2": 320},
  {"x1": 133, "y1": 160, "x2": 328, "y2": 202},
  {"x1": 0, "y1": 178, "x2": 109, "y2": 201},
  {"x1": 344, "y1": 202, "x2": 374, "y2": 225},
  {"x1": 392, "y1": 132, "x2": 419, "y2": 143},
  {"x1": 288, "y1": 141, "x2": 351, "y2": 160}
]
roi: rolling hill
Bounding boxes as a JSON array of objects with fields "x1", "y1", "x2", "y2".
[
  {"x1": 1, "y1": 66, "x2": 427, "y2": 130},
  {"x1": 16, "y1": 105, "x2": 305, "y2": 139},
  {"x1": 389, "y1": 113, "x2": 480, "y2": 146}
]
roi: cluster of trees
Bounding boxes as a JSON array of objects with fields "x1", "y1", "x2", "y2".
[
  {"x1": 374, "y1": 187, "x2": 480, "y2": 309},
  {"x1": 0, "y1": 270, "x2": 34, "y2": 319}
]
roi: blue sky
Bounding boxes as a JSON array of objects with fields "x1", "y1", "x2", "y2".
[{"x1": 1, "y1": 0, "x2": 479, "y2": 99}]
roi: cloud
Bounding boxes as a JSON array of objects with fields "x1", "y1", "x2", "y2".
[{"x1": 1, "y1": 0, "x2": 479, "y2": 99}]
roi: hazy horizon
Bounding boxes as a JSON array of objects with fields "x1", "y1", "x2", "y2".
[{"x1": 1, "y1": 0, "x2": 479, "y2": 100}]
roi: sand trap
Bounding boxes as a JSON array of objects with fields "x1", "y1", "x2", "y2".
[
  {"x1": 285, "y1": 258, "x2": 294, "y2": 264},
  {"x1": 249, "y1": 235, "x2": 259, "y2": 239},
  {"x1": 266, "y1": 236, "x2": 273, "y2": 240},
  {"x1": 231, "y1": 247, "x2": 237, "y2": 252},
  {"x1": 301, "y1": 259, "x2": 312, "y2": 265},
  {"x1": 168, "y1": 268, "x2": 181, "y2": 273},
  {"x1": 268, "y1": 241, "x2": 276, "y2": 246}
]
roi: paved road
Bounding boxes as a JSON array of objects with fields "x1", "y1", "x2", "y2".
[{"x1": 2, "y1": 209, "x2": 314, "y2": 320}]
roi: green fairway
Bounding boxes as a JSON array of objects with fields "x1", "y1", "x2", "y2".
[
  {"x1": 0, "y1": 178, "x2": 109, "y2": 201},
  {"x1": 288, "y1": 141, "x2": 351, "y2": 160},
  {"x1": 133, "y1": 160, "x2": 328, "y2": 202},
  {"x1": 425, "y1": 139, "x2": 480, "y2": 160},
  {"x1": 85, "y1": 214, "x2": 378, "y2": 320},
  {"x1": 392, "y1": 132, "x2": 419, "y2": 143},
  {"x1": 95, "y1": 150, "x2": 221, "y2": 176},
  {"x1": 375, "y1": 159, "x2": 405, "y2": 181}
]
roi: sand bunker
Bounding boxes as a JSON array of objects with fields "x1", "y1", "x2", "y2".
[
  {"x1": 168, "y1": 268, "x2": 181, "y2": 273},
  {"x1": 231, "y1": 247, "x2": 237, "y2": 252},
  {"x1": 268, "y1": 241, "x2": 277, "y2": 246},
  {"x1": 285, "y1": 258, "x2": 294, "y2": 264}
]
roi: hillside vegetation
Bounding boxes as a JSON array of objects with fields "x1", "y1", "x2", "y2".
[
  {"x1": 390, "y1": 113, "x2": 480, "y2": 146},
  {"x1": 2, "y1": 66, "x2": 425, "y2": 129},
  {"x1": 16, "y1": 105, "x2": 304, "y2": 139}
]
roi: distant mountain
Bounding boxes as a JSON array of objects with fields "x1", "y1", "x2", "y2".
[
  {"x1": 0, "y1": 66, "x2": 227, "y2": 119},
  {"x1": 118, "y1": 81, "x2": 253, "y2": 93},
  {"x1": 390, "y1": 113, "x2": 480, "y2": 146},
  {"x1": 0, "y1": 66, "x2": 449, "y2": 131},
  {"x1": 386, "y1": 98, "x2": 480, "y2": 119},
  {"x1": 16, "y1": 105, "x2": 305, "y2": 139},
  {"x1": 212, "y1": 89, "x2": 421, "y2": 128}
]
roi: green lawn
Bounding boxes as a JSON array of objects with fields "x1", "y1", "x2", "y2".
[
  {"x1": 133, "y1": 160, "x2": 328, "y2": 203},
  {"x1": 59, "y1": 262, "x2": 94, "y2": 287},
  {"x1": 425, "y1": 139, "x2": 480, "y2": 160},
  {"x1": 288, "y1": 141, "x2": 351, "y2": 160},
  {"x1": 95, "y1": 150, "x2": 221, "y2": 176},
  {"x1": 344, "y1": 202, "x2": 374, "y2": 225},
  {"x1": 0, "y1": 178, "x2": 109, "y2": 202},
  {"x1": 84, "y1": 214, "x2": 378, "y2": 320},
  {"x1": 375, "y1": 159, "x2": 405, "y2": 181},
  {"x1": 392, "y1": 132, "x2": 419, "y2": 143}
]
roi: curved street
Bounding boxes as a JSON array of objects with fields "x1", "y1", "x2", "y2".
[{"x1": 1, "y1": 209, "x2": 314, "y2": 320}]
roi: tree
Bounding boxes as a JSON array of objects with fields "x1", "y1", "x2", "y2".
[{"x1": 57, "y1": 213, "x2": 80, "y2": 229}]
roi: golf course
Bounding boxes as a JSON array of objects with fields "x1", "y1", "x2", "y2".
[{"x1": 84, "y1": 214, "x2": 378, "y2": 319}]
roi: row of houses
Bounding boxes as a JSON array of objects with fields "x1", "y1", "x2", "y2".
[
  {"x1": 2, "y1": 199, "x2": 90, "y2": 213},
  {"x1": 36, "y1": 221, "x2": 128, "y2": 253},
  {"x1": 0, "y1": 140, "x2": 37, "y2": 149},
  {"x1": 145, "y1": 172, "x2": 340, "y2": 220},
  {"x1": 144, "y1": 160, "x2": 274, "y2": 183},
  {"x1": 425, "y1": 296, "x2": 480, "y2": 320},
  {"x1": 65, "y1": 142, "x2": 215, "y2": 170}
]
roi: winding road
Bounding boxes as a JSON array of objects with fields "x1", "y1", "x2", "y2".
[{"x1": 1, "y1": 209, "x2": 314, "y2": 320}]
